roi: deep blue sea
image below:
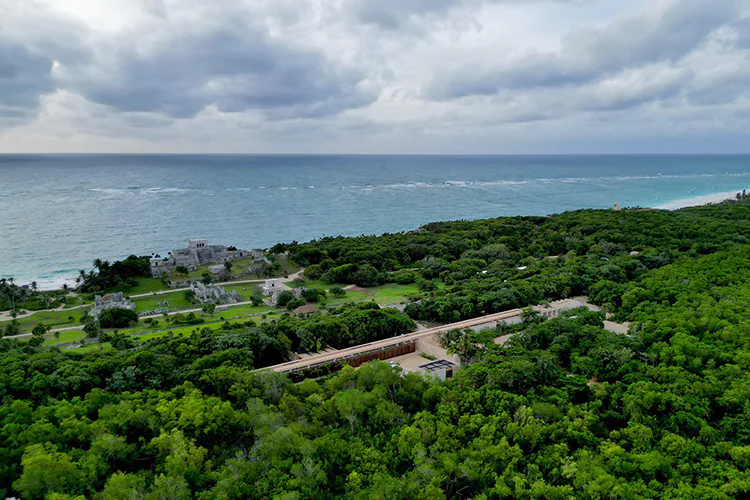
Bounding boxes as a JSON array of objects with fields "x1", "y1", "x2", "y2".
[{"x1": 2, "y1": 154, "x2": 750, "y2": 288}]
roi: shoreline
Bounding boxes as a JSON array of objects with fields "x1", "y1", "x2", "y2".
[
  {"x1": 653, "y1": 190, "x2": 744, "y2": 210},
  {"x1": 10, "y1": 189, "x2": 748, "y2": 291}
]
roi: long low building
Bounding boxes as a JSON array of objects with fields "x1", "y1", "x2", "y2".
[{"x1": 261, "y1": 297, "x2": 597, "y2": 378}]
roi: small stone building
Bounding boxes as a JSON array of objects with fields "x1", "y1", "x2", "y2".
[
  {"x1": 89, "y1": 292, "x2": 136, "y2": 320},
  {"x1": 262, "y1": 279, "x2": 282, "y2": 295},
  {"x1": 190, "y1": 283, "x2": 243, "y2": 305}
]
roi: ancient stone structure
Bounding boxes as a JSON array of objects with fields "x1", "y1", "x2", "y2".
[
  {"x1": 261, "y1": 279, "x2": 284, "y2": 304},
  {"x1": 149, "y1": 239, "x2": 267, "y2": 278},
  {"x1": 89, "y1": 292, "x2": 136, "y2": 319},
  {"x1": 190, "y1": 282, "x2": 243, "y2": 305}
]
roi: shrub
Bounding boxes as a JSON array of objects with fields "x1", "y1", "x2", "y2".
[
  {"x1": 392, "y1": 269, "x2": 418, "y2": 284},
  {"x1": 98, "y1": 308, "x2": 139, "y2": 329},
  {"x1": 304, "y1": 264, "x2": 324, "y2": 280},
  {"x1": 301, "y1": 288, "x2": 326, "y2": 303},
  {"x1": 276, "y1": 290, "x2": 294, "y2": 307},
  {"x1": 286, "y1": 298, "x2": 305, "y2": 310}
]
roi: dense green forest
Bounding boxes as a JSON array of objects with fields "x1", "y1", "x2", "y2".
[{"x1": 3, "y1": 201, "x2": 750, "y2": 498}]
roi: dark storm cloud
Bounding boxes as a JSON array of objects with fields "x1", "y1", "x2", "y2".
[
  {"x1": 431, "y1": 0, "x2": 741, "y2": 100},
  {"x1": 349, "y1": 0, "x2": 456, "y2": 29},
  {"x1": 346, "y1": 0, "x2": 578, "y2": 30},
  {"x1": 61, "y1": 18, "x2": 373, "y2": 119},
  {"x1": 0, "y1": 3, "x2": 90, "y2": 124}
]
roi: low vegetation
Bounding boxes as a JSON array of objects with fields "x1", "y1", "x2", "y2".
[{"x1": 1, "y1": 200, "x2": 750, "y2": 497}]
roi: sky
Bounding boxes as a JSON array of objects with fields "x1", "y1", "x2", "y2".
[{"x1": 0, "y1": 0, "x2": 749, "y2": 154}]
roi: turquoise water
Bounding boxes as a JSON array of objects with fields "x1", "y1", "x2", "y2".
[{"x1": 1, "y1": 154, "x2": 749, "y2": 287}]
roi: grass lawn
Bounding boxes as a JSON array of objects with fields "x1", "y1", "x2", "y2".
[
  {"x1": 43, "y1": 330, "x2": 85, "y2": 346},
  {"x1": 173, "y1": 255, "x2": 300, "y2": 283},
  {"x1": 131, "y1": 290, "x2": 193, "y2": 313},
  {"x1": 221, "y1": 283, "x2": 263, "y2": 300},
  {"x1": 125, "y1": 277, "x2": 171, "y2": 295},
  {"x1": 0, "y1": 308, "x2": 87, "y2": 334},
  {"x1": 368, "y1": 284, "x2": 422, "y2": 305},
  {"x1": 74, "y1": 343, "x2": 112, "y2": 353}
]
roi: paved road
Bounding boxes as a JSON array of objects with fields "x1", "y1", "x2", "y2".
[
  {"x1": 266, "y1": 308, "x2": 525, "y2": 373},
  {"x1": 264, "y1": 298, "x2": 631, "y2": 374}
]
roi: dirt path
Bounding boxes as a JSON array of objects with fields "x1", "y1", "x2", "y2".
[
  {"x1": 2, "y1": 269, "x2": 305, "y2": 326},
  {"x1": 0, "y1": 302, "x2": 88, "y2": 321},
  {"x1": 129, "y1": 269, "x2": 304, "y2": 298}
]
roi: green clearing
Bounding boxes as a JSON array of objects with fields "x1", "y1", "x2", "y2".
[
  {"x1": 43, "y1": 330, "x2": 85, "y2": 346},
  {"x1": 0, "y1": 308, "x2": 87, "y2": 334},
  {"x1": 74, "y1": 342, "x2": 112, "y2": 353},
  {"x1": 27, "y1": 280, "x2": 419, "y2": 349},
  {"x1": 220, "y1": 283, "x2": 263, "y2": 300},
  {"x1": 174, "y1": 255, "x2": 300, "y2": 283},
  {"x1": 368, "y1": 283, "x2": 423, "y2": 305},
  {"x1": 124, "y1": 277, "x2": 170, "y2": 295},
  {"x1": 63, "y1": 310, "x2": 284, "y2": 351},
  {"x1": 131, "y1": 290, "x2": 194, "y2": 313}
]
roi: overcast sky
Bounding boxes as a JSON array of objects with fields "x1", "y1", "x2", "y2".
[{"x1": 1, "y1": 0, "x2": 749, "y2": 154}]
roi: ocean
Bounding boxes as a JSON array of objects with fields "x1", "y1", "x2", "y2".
[{"x1": 1, "y1": 154, "x2": 749, "y2": 288}]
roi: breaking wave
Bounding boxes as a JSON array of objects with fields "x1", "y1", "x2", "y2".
[{"x1": 89, "y1": 187, "x2": 194, "y2": 196}]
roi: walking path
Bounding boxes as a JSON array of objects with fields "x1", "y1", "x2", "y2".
[
  {"x1": 263, "y1": 297, "x2": 631, "y2": 374},
  {"x1": 2, "y1": 270, "x2": 305, "y2": 333}
]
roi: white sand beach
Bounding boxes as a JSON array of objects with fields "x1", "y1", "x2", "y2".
[{"x1": 655, "y1": 190, "x2": 743, "y2": 210}]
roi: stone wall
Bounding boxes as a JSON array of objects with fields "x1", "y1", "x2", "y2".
[{"x1": 89, "y1": 292, "x2": 136, "y2": 319}]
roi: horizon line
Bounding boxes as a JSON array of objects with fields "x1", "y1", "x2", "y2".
[{"x1": 2, "y1": 152, "x2": 750, "y2": 157}]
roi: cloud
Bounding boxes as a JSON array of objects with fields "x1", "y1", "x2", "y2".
[
  {"x1": 431, "y1": 0, "x2": 741, "y2": 99},
  {"x1": 344, "y1": 0, "x2": 580, "y2": 31},
  {"x1": 0, "y1": 0, "x2": 749, "y2": 153},
  {"x1": 0, "y1": 2, "x2": 90, "y2": 125},
  {"x1": 51, "y1": 3, "x2": 374, "y2": 120}
]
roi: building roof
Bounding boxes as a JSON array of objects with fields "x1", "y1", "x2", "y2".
[
  {"x1": 293, "y1": 304, "x2": 319, "y2": 315},
  {"x1": 418, "y1": 359, "x2": 456, "y2": 371}
]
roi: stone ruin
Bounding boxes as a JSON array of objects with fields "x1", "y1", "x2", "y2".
[
  {"x1": 89, "y1": 292, "x2": 136, "y2": 319},
  {"x1": 190, "y1": 282, "x2": 243, "y2": 305},
  {"x1": 149, "y1": 238, "x2": 268, "y2": 278}
]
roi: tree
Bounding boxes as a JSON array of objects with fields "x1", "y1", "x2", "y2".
[
  {"x1": 276, "y1": 290, "x2": 294, "y2": 307},
  {"x1": 28, "y1": 336, "x2": 45, "y2": 347},
  {"x1": 202, "y1": 303, "x2": 217, "y2": 316},
  {"x1": 32, "y1": 323, "x2": 50, "y2": 337},
  {"x1": 201, "y1": 272, "x2": 213, "y2": 285},
  {"x1": 82, "y1": 316, "x2": 102, "y2": 339},
  {"x1": 175, "y1": 265, "x2": 189, "y2": 276},
  {"x1": 329, "y1": 286, "x2": 346, "y2": 298},
  {"x1": 4, "y1": 318, "x2": 20, "y2": 337},
  {"x1": 13, "y1": 444, "x2": 84, "y2": 499},
  {"x1": 98, "y1": 308, "x2": 138, "y2": 328},
  {"x1": 224, "y1": 261, "x2": 233, "y2": 274}
]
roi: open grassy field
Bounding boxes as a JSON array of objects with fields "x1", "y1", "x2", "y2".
[
  {"x1": 131, "y1": 290, "x2": 194, "y2": 313},
  {"x1": 43, "y1": 329, "x2": 86, "y2": 346},
  {"x1": 221, "y1": 283, "x2": 262, "y2": 300},
  {"x1": 0, "y1": 307, "x2": 87, "y2": 334},
  {"x1": 20, "y1": 276, "x2": 425, "y2": 350},
  {"x1": 368, "y1": 283, "x2": 422, "y2": 304},
  {"x1": 125, "y1": 277, "x2": 170, "y2": 295},
  {"x1": 174, "y1": 255, "x2": 300, "y2": 283}
]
